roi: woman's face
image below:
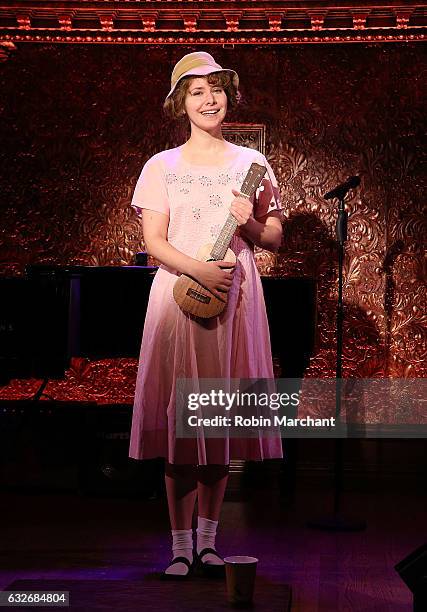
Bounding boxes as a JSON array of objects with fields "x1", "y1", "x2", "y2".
[{"x1": 183, "y1": 77, "x2": 228, "y2": 133}]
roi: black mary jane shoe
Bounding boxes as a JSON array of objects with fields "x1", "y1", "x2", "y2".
[
  {"x1": 160, "y1": 556, "x2": 193, "y2": 581},
  {"x1": 194, "y1": 548, "x2": 226, "y2": 579}
]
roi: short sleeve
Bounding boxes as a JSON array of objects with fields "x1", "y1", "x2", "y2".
[
  {"x1": 254, "y1": 156, "x2": 282, "y2": 220},
  {"x1": 131, "y1": 155, "x2": 170, "y2": 217}
]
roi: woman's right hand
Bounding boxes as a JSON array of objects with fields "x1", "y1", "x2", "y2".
[{"x1": 191, "y1": 260, "x2": 235, "y2": 300}]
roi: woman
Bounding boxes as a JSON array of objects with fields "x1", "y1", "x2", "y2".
[{"x1": 129, "y1": 52, "x2": 283, "y2": 579}]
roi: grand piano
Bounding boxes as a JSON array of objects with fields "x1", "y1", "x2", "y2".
[
  {"x1": 0, "y1": 264, "x2": 316, "y2": 496},
  {"x1": 1, "y1": 264, "x2": 316, "y2": 383}
]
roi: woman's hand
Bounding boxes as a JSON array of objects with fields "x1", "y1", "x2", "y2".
[
  {"x1": 230, "y1": 189, "x2": 253, "y2": 226},
  {"x1": 191, "y1": 260, "x2": 235, "y2": 300}
]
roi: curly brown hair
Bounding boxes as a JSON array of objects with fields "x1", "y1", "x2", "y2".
[{"x1": 163, "y1": 71, "x2": 240, "y2": 120}]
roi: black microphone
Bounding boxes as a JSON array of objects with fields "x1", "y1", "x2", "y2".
[{"x1": 323, "y1": 176, "x2": 361, "y2": 200}]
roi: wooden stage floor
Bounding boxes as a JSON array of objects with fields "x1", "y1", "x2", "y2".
[{"x1": 0, "y1": 484, "x2": 424, "y2": 611}]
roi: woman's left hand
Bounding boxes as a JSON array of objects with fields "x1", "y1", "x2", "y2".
[{"x1": 230, "y1": 189, "x2": 253, "y2": 226}]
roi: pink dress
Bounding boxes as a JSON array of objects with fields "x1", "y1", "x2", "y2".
[{"x1": 129, "y1": 143, "x2": 283, "y2": 464}]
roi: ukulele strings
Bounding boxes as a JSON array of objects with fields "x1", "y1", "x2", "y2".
[{"x1": 191, "y1": 228, "x2": 228, "y2": 300}]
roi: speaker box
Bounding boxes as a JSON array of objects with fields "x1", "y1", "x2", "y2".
[{"x1": 395, "y1": 544, "x2": 427, "y2": 611}]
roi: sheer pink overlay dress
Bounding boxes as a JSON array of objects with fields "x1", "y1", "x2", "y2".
[{"x1": 129, "y1": 143, "x2": 283, "y2": 465}]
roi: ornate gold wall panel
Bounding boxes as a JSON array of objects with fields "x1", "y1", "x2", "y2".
[
  {"x1": 0, "y1": 43, "x2": 425, "y2": 394},
  {"x1": 0, "y1": 358, "x2": 138, "y2": 404}
]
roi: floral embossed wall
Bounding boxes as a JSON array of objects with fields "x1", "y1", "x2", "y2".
[{"x1": 0, "y1": 43, "x2": 425, "y2": 381}]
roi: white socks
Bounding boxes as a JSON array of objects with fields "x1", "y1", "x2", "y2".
[
  {"x1": 164, "y1": 528, "x2": 193, "y2": 576},
  {"x1": 196, "y1": 516, "x2": 224, "y2": 566},
  {"x1": 165, "y1": 517, "x2": 224, "y2": 576}
]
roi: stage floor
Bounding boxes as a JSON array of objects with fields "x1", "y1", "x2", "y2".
[{"x1": 0, "y1": 486, "x2": 423, "y2": 611}]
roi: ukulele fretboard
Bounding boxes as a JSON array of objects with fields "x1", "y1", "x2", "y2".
[{"x1": 210, "y1": 163, "x2": 266, "y2": 261}]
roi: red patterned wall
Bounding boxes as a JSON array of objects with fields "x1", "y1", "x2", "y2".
[{"x1": 0, "y1": 44, "x2": 425, "y2": 402}]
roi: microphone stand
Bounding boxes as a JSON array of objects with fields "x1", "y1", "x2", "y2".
[{"x1": 307, "y1": 195, "x2": 366, "y2": 531}]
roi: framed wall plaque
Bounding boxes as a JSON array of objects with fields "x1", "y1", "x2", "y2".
[{"x1": 222, "y1": 123, "x2": 266, "y2": 156}]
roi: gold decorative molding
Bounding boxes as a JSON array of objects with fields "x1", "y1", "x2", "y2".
[{"x1": 0, "y1": 2, "x2": 425, "y2": 44}]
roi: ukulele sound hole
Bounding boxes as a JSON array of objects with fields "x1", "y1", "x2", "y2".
[{"x1": 187, "y1": 288, "x2": 211, "y2": 304}]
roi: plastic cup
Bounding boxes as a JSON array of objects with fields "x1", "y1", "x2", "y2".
[{"x1": 224, "y1": 555, "x2": 258, "y2": 607}]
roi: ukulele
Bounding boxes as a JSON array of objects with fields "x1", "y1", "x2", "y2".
[{"x1": 173, "y1": 162, "x2": 266, "y2": 319}]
